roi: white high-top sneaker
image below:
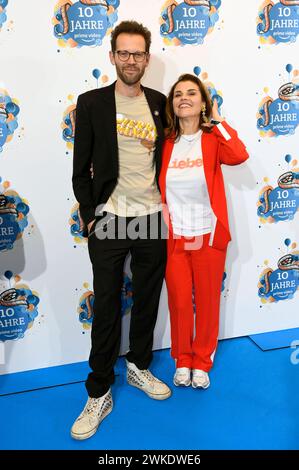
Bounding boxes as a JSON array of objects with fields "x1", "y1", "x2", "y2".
[
  {"x1": 192, "y1": 369, "x2": 210, "y2": 389},
  {"x1": 126, "y1": 360, "x2": 171, "y2": 400},
  {"x1": 71, "y1": 389, "x2": 113, "y2": 440},
  {"x1": 173, "y1": 367, "x2": 191, "y2": 387}
]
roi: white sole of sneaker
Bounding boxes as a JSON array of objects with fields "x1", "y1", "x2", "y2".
[
  {"x1": 128, "y1": 382, "x2": 172, "y2": 400},
  {"x1": 173, "y1": 379, "x2": 191, "y2": 387},
  {"x1": 70, "y1": 406, "x2": 113, "y2": 440},
  {"x1": 191, "y1": 382, "x2": 210, "y2": 390}
]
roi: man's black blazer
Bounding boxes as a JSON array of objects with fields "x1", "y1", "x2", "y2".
[{"x1": 72, "y1": 81, "x2": 166, "y2": 235}]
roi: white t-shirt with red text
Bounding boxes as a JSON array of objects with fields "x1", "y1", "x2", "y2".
[{"x1": 166, "y1": 130, "x2": 213, "y2": 236}]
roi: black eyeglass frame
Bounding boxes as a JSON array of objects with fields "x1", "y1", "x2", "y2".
[{"x1": 114, "y1": 50, "x2": 148, "y2": 62}]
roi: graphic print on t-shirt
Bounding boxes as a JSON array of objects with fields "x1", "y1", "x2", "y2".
[
  {"x1": 116, "y1": 114, "x2": 157, "y2": 152},
  {"x1": 166, "y1": 131, "x2": 213, "y2": 236},
  {"x1": 168, "y1": 157, "x2": 203, "y2": 169}
]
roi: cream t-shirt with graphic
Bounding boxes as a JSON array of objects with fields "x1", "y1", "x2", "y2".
[{"x1": 103, "y1": 91, "x2": 162, "y2": 217}]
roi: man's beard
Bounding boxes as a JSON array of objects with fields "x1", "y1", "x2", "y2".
[{"x1": 115, "y1": 64, "x2": 146, "y2": 86}]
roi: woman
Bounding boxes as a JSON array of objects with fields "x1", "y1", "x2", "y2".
[{"x1": 159, "y1": 74, "x2": 249, "y2": 389}]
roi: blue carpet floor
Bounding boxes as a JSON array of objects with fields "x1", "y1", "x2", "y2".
[
  {"x1": 250, "y1": 328, "x2": 299, "y2": 351},
  {"x1": 0, "y1": 337, "x2": 298, "y2": 450}
]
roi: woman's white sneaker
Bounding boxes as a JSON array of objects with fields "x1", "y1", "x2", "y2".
[
  {"x1": 173, "y1": 367, "x2": 191, "y2": 387},
  {"x1": 126, "y1": 360, "x2": 171, "y2": 400},
  {"x1": 192, "y1": 369, "x2": 210, "y2": 389},
  {"x1": 70, "y1": 389, "x2": 113, "y2": 440}
]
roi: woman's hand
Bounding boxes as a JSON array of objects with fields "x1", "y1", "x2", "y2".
[
  {"x1": 211, "y1": 98, "x2": 224, "y2": 123},
  {"x1": 201, "y1": 98, "x2": 224, "y2": 130}
]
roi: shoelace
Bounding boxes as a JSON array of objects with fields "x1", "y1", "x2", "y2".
[
  {"x1": 142, "y1": 370, "x2": 154, "y2": 381},
  {"x1": 193, "y1": 371, "x2": 206, "y2": 378},
  {"x1": 175, "y1": 367, "x2": 190, "y2": 377},
  {"x1": 84, "y1": 398, "x2": 102, "y2": 415},
  {"x1": 176, "y1": 371, "x2": 189, "y2": 378},
  {"x1": 140, "y1": 369, "x2": 156, "y2": 383},
  {"x1": 192, "y1": 371, "x2": 208, "y2": 383}
]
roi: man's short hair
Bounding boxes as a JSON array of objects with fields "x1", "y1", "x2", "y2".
[{"x1": 111, "y1": 20, "x2": 151, "y2": 52}]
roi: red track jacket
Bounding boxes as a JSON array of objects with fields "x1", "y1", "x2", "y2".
[{"x1": 158, "y1": 121, "x2": 249, "y2": 252}]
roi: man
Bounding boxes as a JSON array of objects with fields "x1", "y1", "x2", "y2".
[{"x1": 71, "y1": 21, "x2": 170, "y2": 440}]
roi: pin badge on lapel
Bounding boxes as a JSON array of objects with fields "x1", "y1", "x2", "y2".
[{"x1": 154, "y1": 110, "x2": 159, "y2": 116}]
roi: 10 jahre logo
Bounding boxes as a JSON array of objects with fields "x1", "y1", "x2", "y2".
[
  {"x1": 0, "y1": 178, "x2": 30, "y2": 252},
  {"x1": 257, "y1": 64, "x2": 299, "y2": 137},
  {"x1": 257, "y1": 155, "x2": 299, "y2": 223},
  {"x1": 0, "y1": 89, "x2": 20, "y2": 153},
  {"x1": 160, "y1": 0, "x2": 221, "y2": 46},
  {"x1": 0, "y1": 271, "x2": 40, "y2": 342},
  {"x1": 258, "y1": 239, "x2": 298, "y2": 303},
  {"x1": 257, "y1": 0, "x2": 299, "y2": 45},
  {"x1": 53, "y1": 0, "x2": 119, "y2": 48}
]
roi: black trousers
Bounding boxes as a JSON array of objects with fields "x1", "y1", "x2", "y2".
[{"x1": 86, "y1": 211, "x2": 167, "y2": 398}]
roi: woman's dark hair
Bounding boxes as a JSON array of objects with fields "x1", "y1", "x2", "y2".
[
  {"x1": 165, "y1": 74, "x2": 213, "y2": 140},
  {"x1": 111, "y1": 20, "x2": 151, "y2": 53}
]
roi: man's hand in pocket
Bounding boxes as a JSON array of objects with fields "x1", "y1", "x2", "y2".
[{"x1": 87, "y1": 219, "x2": 96, "y2": 235}]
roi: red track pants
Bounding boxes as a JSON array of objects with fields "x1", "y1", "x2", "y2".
[{"x1": 166, "y1": 233, "x2": 226, "y2": 371}]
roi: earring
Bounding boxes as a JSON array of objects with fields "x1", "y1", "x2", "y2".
[{"x1": 201, "y1": 104, "x2": 208, "y2": 123}]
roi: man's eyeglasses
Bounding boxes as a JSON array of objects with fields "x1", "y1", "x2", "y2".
[{"x1": 115, "y1": 50, "x2": 148, "y2": 63}]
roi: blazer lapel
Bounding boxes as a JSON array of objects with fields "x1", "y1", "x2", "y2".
[
  {"x1": 102, "y1": 81, "x2": 118, "y2": 174},
  {"x1": 159, "y1": 138, "x2": 174, "y2": 203},
  {"x1": 143, "y1": 87, "x2": 164, "y2": 142},
  {"x1": 201, "y1": 131, "x2": 216, "y2": 203}
]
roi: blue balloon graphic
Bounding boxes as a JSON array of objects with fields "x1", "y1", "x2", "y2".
[
  {"x1": 6, "y1": 102, "x2": 20, "y2": 116},
  {"x1": 160, "y1": 24, "x2": 168, "y2": 34},
  {"x1": 4, "y1": 270, "x2": 13, "y2": 280},
  {"x1": 213, "y1": 93, "x2": 223, "y2": 108},
  {"x1": 285, "y1": 154, "x2": 291, "y2": 163},
  {"x1": 284, "y1": 238, "x2": 291, "y2": 247},
  {"x1": 193, "y1": 66, "x2": 201, "y2": 76},
  {"x1": 27, "y1": 295, "x2": 35, "y2": 304},
  {"x1": 79, "y1": 311, "x2": 88, "y2": 322},
  {"x1": 286, "y1": 64, "x2": 293, "y2": 73},
  {"x1": 27, "y1": 295, "x2": 39, "y2": 306},
  {"x1": 92, "y1": 69, "x2": 101, "y2": 80},
  {"x1": 16, "y1": 202, "x2": 26, "y2": 212},
  {"x1": 63, "y1": 128, "x2": 72, "y2": 139}
]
